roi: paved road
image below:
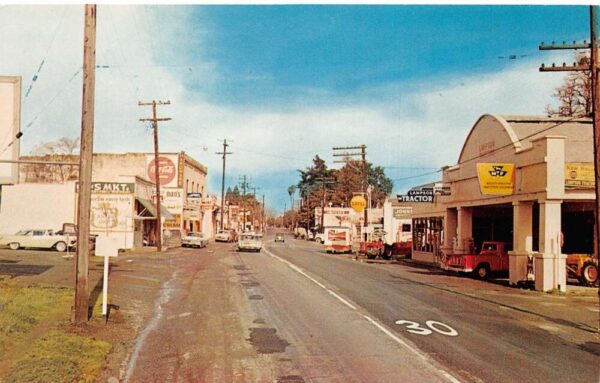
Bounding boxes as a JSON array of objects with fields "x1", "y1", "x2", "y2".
[
  {"x1": 263, "y1": 236, "x2": 599, "y2": 383},
  {"x1": 124, "y1": 235, "x2": 599, "y2": 383}
]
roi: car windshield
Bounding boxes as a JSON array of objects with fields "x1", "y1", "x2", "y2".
[
  {"x1": 15, "y1": 230, "x2": 31, "y2": 235},
  {"x1": 188, "y1": 233, "x2": 203, "y2": 237}
]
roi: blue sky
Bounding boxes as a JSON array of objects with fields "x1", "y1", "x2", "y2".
[{"x1": 0, "y1": 5, "x2": 591, "y2": 212}]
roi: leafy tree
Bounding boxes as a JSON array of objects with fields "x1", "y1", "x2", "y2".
[{"x1": 546, "y1": 52, "x2": 592, "y2": 117}]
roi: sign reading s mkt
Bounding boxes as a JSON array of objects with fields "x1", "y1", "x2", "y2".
[{"x1": 147, "y1": 156, "x2": 177, "y2": 186}]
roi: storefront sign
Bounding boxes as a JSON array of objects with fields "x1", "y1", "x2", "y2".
[
  {"x1": 77, "y1": 182, "x2": 135, "y2": 194},
  {"x1": 90, "y1": 194, "x2": 134, "y2": 232},
  {"x1": 146, "y1": 154, "x2": 179, "y2": 187},
  {"x1": 152, "y1": 188, "x2": 183, "y2": 215},
  {"x1": 164, "y1": 214, "x2": 181, "y2": 229},
  {"x1": 476, "y1": 163, "x2": 515, "y2": 195},
  {"x1": 393, "y1": 207, "x2": 413, "y2": 218},
  {"x1": 350, "y1": 195, "x2": 367, "y2": 212},
  {"x1": 183, "y1": 207, "x2": 200, "y2": 221},
  {"x1": 565, "y1": 163, "x2": 594, "y2": 188},
  {"x1": 397, "y1": 190, "x2": 434, "y2": 203}
]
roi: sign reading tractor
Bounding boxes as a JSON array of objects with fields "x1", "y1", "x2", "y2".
[{"x1": 147, "y1": 156, "x2": 177, "y2": 186}]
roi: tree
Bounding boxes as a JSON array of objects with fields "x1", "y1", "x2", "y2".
[{"x1": 546, "y1": 53, "x2": 592, "y2": 118}]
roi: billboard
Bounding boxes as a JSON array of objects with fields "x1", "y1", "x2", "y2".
[
  {"x1": 0, "y1": 76, "x2": 21, "y2": 185},
  {"x1": 145, "y1": 154, "x2": 180, "y2": 188}
]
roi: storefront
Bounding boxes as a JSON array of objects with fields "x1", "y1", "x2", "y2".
[{"x1": 410, "y1": 115, "x2": 595, "y2": 291}]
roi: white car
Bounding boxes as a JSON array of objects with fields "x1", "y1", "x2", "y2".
[
  {"x1": 0, "y1": 229, "x2": 76, "y2": 252},
  {"x1": 238, "y1": 233, "x2": 263, "y2": 252},
  {"x1": 215, "y1": 230, "x2": 233, "y2": 242},
  {"x1": 181, "y1": 232, "x2": 208, "y2": 248}
]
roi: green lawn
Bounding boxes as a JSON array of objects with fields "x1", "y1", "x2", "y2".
[{"x1": 0, "y1": 281, "x2": 111, "y2": 383}]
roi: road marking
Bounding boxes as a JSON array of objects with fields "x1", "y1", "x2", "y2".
[{"x1": 264, "y1": 247, "x2": 462, "y2": 383}]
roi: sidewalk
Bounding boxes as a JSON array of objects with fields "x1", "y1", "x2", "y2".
[{"x1": 389, "y1": 257, "x2": 599, "y2": 340}]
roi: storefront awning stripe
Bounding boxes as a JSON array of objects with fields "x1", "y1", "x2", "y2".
[{"x1": 135, "y1": 197, "x2": 175, "y2": 220}]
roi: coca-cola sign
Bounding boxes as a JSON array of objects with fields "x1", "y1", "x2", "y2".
[{"x1": 147, "y1": 156, "x2": 177, "y2": 186}]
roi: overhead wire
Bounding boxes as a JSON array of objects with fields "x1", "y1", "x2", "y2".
[{"x1": 390, "y1": 116, "x2": 582, "y2": 182}]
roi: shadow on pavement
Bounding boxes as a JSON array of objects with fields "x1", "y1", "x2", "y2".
[{"x1": 0, "y1": 263, "x2": 52, "y2": 277}]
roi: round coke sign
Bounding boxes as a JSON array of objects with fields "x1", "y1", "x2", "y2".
[
  {"x1": 147, "y1": 156, "x2": 177, "y2": 186},
  {"x1": 350, "y1": 195, "x2": 367, "y2": 212}
]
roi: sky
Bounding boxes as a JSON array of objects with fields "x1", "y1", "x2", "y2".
[{"x1": 0, "y1": 4, "x2": 591, "y2": 212}]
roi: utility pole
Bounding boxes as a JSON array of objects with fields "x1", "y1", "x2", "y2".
[
  {"x1": 539, "y1": 6, "x2": 600, "y2": 305},
  {"x1": 251, "y1": 186, "x2": 260, "y2": 231},
  {"x1": 261, "y1": 194, "x2": 265, "y2": 232},
  {"x1": 139, "y1": 100, "x2": 171, "y2": 251},
  {"x1": 216, "y1": 139, "x2": 233, "y2": 231},
  {"x1": 73, "y1": 4, "x2": 96, "y2": 324},
  {"x1": 333, "y1": 144, "x2": 369, "y2": 223},
  {"x1": 239, "y1": 175, "x2": 249, "y2": 232},
  {"x1": 316, "y1": 177, "x2": 335, "y2": 233}
]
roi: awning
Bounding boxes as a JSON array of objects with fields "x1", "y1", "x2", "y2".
[{"x1": 135, "y1": 197, "x2": 175, "y2": 220}]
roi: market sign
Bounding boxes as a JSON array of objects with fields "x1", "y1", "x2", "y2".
[
  {"x1": 476, "y1": 163, "x2": 515, "y2": 195},
  {"x1": 565, "y1": 163, "x2": 594, "y2": 188},
  {"x1": 350, "y1": 195, "x2": 367, "y2": 212},
  {"x1": 397, "y1": 189, "x2": 434, "y2": 203}
]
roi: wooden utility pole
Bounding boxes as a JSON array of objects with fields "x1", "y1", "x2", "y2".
[
  {"x1": 333, "y1": 144, "x2": 368, "y2": 224},
  {"x1": 539, "y1": 7, "x2": 600, "y2": 302},
  {"x1": 216, "y1": 139, "x2": 233, "y2": 231},
  {"x1": 139, "y1": 100, "x2": 171, "y2": 251},
  {"x1": 261, "y1": 194, "x2": 265, "y2": 232},
  {"x1": 73, "y1": 4, "x2": 96, "y2": 324},
  {"x1": 239, "y1": 175, "x2": 249, "y2": 231}
]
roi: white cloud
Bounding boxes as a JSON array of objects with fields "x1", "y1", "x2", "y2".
[{"x1": 0, "y1": 4, "x2": 568, "y2": 201}]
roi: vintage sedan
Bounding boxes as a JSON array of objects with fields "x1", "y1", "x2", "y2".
[
  {"x1": 181, "y1": 232, "x2": 209, "y2": 248},
  {"x1": 0, "y1": 229, "x2": 76, "y2": 252},
  {"x1": 238, "y1": 233, "x2": 263, "y2": 252},
  {"x1": 215, "y1": 230, "x2": 233, "y2": 242}
]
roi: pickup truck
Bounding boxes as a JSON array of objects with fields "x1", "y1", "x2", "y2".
[{"x1": 445, "y1": 241, "x2": 512, "y2": 279}]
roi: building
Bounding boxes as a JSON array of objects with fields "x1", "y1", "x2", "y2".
[
  {"x1": 0, "y1": 151, "x2": 214, "y2": 249},
  {"x1": 410, "y1": 114, "x2": 595, "y2": 292}
]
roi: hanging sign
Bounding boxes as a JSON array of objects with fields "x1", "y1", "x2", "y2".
[
  {"x1": 350, "y1": 195, "x2": 367, "y2": 212},
  {"x1": 476, "y1": 163, "x2": 515, "y2": 195}
]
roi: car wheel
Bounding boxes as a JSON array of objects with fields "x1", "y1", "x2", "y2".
[
  {"x1": 9, "y1": 242, "x2": 20, "y2": 250},
  {"x1": 475, "y1": 265, "x2": 490, "y2": 279},
  {"x1": 55, "y1": 241, "x2": 67, "y2": 252},
  {"x1": 580, "y1": 263, "x2": 598, "y2": 285}
]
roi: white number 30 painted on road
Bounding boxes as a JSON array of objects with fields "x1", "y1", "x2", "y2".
[{"x1": 395, "y1": 320, "x2": 459, "y2": 337}]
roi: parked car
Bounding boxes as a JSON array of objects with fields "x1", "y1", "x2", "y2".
[
  {"x1": 215, "y1": 230, "x2": 234, "y2": 242},
  {"x1": 238, "y1": 233, "x2": 263, "y2": 252},
  {"x1": 275, "y1": 233, "x2": 285, "y2": 243},
  {"x1": 181, "y1": 232, "x2": 208, "y2": 248},
  {"x1": 0, "y1": 229, "x2": 76, "y2": 252}
]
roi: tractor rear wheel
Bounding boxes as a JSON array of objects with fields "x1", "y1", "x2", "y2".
[{"x1": 580, "y1": 263, "x2": 599, "y2": 286}]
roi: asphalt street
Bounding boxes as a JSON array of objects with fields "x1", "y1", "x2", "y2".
[{"x1": 123, "y1": 234, "x2": 599, "y2": 383}]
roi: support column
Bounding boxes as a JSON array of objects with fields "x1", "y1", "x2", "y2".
[
  {"x1": 456, "y1": 207, "x2": 473, "y2": 254},
  {"x1": 535, "y1": 200, "x2": 566, "y2": 292},
  {"x1": 509, "y1": 201, "x2": 533, "y2": 285}
]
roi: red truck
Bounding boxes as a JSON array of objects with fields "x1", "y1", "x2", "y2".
[{"x1": 445, "y1": 241, "x2": 512, "y2": 279}]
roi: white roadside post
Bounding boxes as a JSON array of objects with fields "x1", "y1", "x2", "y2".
[{"x1": 95, "y1": 235, "x2": 119, "y2": 317}]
